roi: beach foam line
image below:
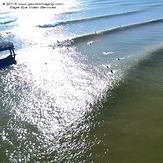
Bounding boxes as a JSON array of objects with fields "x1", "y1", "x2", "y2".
[{"x1": 38, "y1": 9, "x2": 146, "y2": 28}]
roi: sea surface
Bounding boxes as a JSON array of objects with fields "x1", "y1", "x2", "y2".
[{"x1": 0, "y1": 0, "x2": 163, "y2": 162}]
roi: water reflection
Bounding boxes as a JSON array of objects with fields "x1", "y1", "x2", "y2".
[
  {"x1": 0, "y1": 0, "x2": 127, "y2": 161},
  {"x1": 0, "y1": 40, "x2": 113, "y2": 161}
]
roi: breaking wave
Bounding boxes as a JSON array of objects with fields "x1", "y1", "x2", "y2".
[{"x1": 48, "y1": 18, "x2": 163, "y2": 47}]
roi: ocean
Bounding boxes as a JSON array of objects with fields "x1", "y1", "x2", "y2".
[{"x1": 0, "y1": 0, "x2": 163, "y2": 162}]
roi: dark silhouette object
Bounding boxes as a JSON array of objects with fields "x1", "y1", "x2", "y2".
[{"x1": 0, "y1": 41, "x2": 16, "y2": 68}]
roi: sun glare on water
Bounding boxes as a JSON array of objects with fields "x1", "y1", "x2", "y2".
[{"x1": 0, "y1": 0, "x2": 114, "y2": 161}]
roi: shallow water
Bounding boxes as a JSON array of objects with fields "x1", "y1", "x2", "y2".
[{"x1": 0, "y1": 0, "x2": 163, "y2": 162}]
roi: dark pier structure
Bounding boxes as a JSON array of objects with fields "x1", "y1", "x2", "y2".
[{"x1": 0, "y1": 41, "x2": 16, "y2": 68}]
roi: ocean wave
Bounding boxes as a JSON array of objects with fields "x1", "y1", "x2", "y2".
[
  {"x1": 48, "y1": 18, "x2": 163, "y2": 48},
  {"x1": 137, "y1": 44, "x2": 163, "y2": 64},
  {"x1": 104, "y1": 44, "x2": 163, "y2": 111},
  {"x1": 147, "y1": 3, "x2": 163, "y2": 8},
  {"x1": 0, "y1": 19, "x2": 17, "y2": 25},
  {"x1": 38, "y1": 9, "x2": 145, "y2": 28},
  {"x1": 118, "y1": 1, "x2": 162, "y2": 6},
  {"x1": 71, "y1": 18, "x2": 163, "y2": 42},
  {"x1": 0, "y1": 11, "x2": 10, "y2": 15}
]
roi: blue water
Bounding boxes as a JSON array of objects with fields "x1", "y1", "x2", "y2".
[{"x1": 0, "y1": 0, "x2": 163, "y2": 162}]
